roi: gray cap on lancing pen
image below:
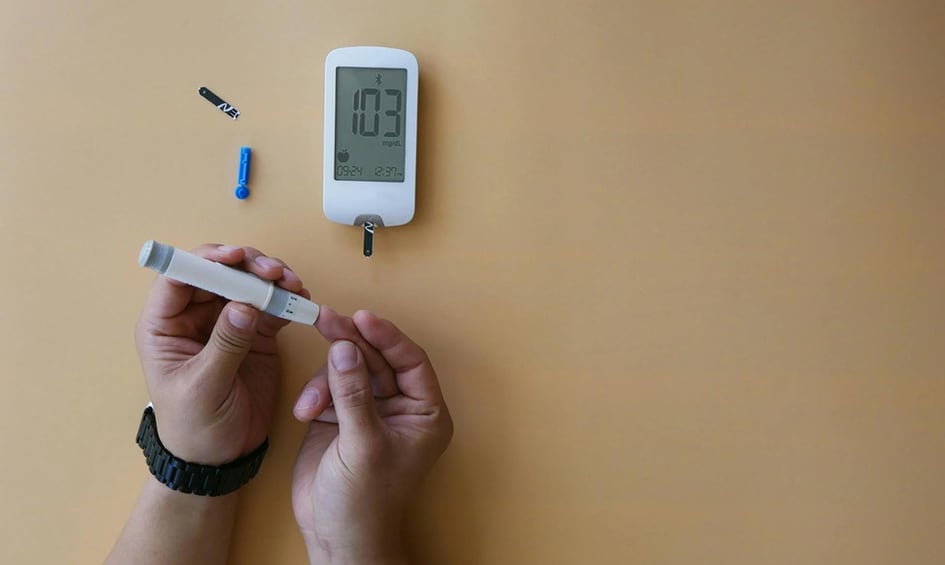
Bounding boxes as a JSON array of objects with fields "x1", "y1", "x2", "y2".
[{"x1": 138, "y1": 240, "x2": 174, "y2": 273}]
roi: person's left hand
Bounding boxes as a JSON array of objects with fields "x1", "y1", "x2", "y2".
[
  {"x1": 291, "y1": 311, "x2": 454, "y2": 563},
  {"x1": 135, "y1": 244, "x2": 309, "y2": 465}
]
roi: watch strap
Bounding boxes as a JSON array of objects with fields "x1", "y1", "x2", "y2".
[{"x1": 136, "y1": 406, "x2": 268, "y2": 496}]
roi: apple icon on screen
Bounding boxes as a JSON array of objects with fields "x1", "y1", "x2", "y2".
[{"x1": 337, "y1": 149, "x2": 349, "y2": 163}]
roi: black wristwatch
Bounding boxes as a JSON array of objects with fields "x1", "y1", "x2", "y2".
[{"x1": 135, "y1": 406, "x2": 268, "y2": 496}]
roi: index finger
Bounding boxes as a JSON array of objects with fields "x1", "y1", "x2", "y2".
[
  {"x1": 315, "y1": 307, "x2": 398, "y2": 397},
  {"x1": 351, "y1": 310, "x2": 444, "y2": 403}
]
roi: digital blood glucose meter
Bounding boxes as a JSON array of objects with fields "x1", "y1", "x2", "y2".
[{"x1": 323, "y1": 46, "x2": 418, "y2": 257}]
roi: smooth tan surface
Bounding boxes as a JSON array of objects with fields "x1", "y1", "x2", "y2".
[{"x1": 2, "y1": 1, "x2": 944, "y2": 563}]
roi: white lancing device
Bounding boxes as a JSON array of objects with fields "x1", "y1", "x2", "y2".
[{"x1": 137, "y1": 240, "x2": 320, "y2": 325}]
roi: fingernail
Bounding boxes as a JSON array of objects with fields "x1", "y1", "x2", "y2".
[
  {"x1": 330, "y1": 341, "x2": 359, "y2": 371},
  {"x1": 218, "y1": 245, "x2": 241, "y2": 253},
  {"x1": 354, "y1": 310, "x2": 377, "y2": 324},
  {"x1": 296, "y1": 387, "x2": 319, "y2": 411},
  {"x1": 228, "y1": 305, "x2": 254, "y2": 329},
  {"x1": 255, "y1": 256, "x2": 283, "y2": 270},
  {"x1": 282, "y1": 268, "x2": 300, "y2": 282}
]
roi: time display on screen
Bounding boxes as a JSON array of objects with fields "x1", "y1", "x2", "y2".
[{"x1": 334, "y1": 67, "x2": 407, "y2": 182}]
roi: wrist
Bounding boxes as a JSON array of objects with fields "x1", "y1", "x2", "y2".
[
  {"x1": 306, "y1": 547, "x2": 408, "y2": 565},
  {"x1": 154, "y1": 422, "x2": 239, "y2": 466},
  {"x1": 150, "y1": 404, "x2": 243, "y2": 466},
  {"x1": 305, "y1": 531, "x2": 407, "y2": 565},
  {"x1": 143, "y1": 474, "x2": 240, "y2": 514}
]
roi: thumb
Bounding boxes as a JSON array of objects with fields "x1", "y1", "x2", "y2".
[
  {"x1": 327, "y1": 341, "x2": 381, "y2": 440},
  {"x1": 196, "y1": 302, "x2": 259, "y2": 377}
]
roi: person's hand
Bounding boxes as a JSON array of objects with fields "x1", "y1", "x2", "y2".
[
  {"x1": 291, "y1": 311, "x2": 454, "y2": 564},
  {"x1": 135, "y1": 244, "x2": 309, "y2": 465}
]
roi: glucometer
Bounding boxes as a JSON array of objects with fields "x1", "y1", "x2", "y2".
[{"x1": 323, "y1": 46, "x2": 419, "y2": 257}]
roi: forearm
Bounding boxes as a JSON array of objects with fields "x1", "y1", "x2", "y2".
[{"x1": 106, "y1": 476, "x2": 239, "y2": 565}]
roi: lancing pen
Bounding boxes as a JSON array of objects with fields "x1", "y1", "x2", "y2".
[{"x1": 138, "y1": 240, "x2": 320, "y2": 325}]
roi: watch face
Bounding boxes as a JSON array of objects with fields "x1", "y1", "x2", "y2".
[{"x1": 334, "y1": 67, "x2": 408, "y2": 182}]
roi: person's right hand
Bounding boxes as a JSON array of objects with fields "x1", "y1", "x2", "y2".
[
  {"x1": 291, "y1": 311, "x2": 453, "y2": 564},
  {"x1": 135, "y1": 244, "x2": 306, "y2": 466}
]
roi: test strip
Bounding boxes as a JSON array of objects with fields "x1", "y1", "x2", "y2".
[
  {"x1": 362, "y1": 222, "x2": 375, "y2": 258},
  {"x1": 198, "y1": 86, "x2": 240, "y2": 120}
]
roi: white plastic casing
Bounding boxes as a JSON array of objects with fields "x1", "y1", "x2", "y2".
[
  {"x1": 166, "y1": 249, "x2": 275, "y2": 308},
  {"x1": 138, "y1": 241, "x2": 320, "y2": 325},
  {"x1": 323, "y1": 46, "x2": 419, "y2": 227}
]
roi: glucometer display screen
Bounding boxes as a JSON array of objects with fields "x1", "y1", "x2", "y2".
[{"x1": 334, "y1": 67, "x2": 407, "y2": 182}]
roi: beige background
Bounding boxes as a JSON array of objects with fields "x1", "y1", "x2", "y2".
[{"x1": 1, "y1": 1, "x2": 943, "y2": 563}]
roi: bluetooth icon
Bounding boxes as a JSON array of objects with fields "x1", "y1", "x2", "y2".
[{"x1": 375, "y1": 74, "x2": 383, "y2": 85}]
